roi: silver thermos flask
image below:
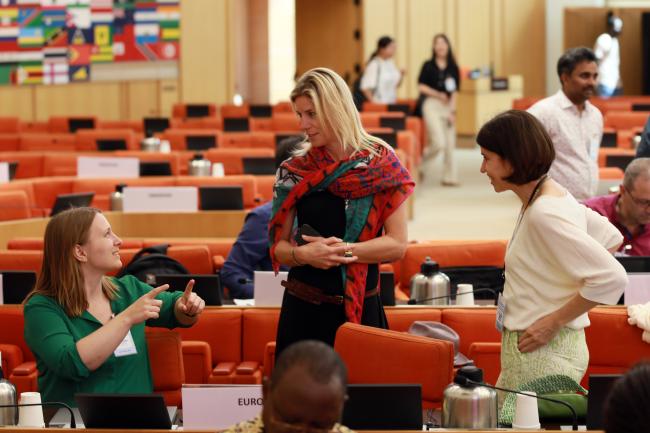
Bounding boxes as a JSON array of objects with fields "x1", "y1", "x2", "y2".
[
  {"x1": 409, "y1": 256, "x2": 450, "y2": 305},
  {"x1": 188, "y1": 153, "x2": 212, "y2": 177},
  {"x1": 0, "y1": 353, "x2": 18, "y2": 426},
  {"x1": 109, "y1": 183, "x2": 126, "y2": 211},
  {"x1": 443, "y1": 366, "x2": 498, "y2": 428}
]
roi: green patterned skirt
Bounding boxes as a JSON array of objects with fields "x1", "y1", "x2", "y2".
[{"x1": 496, "y1": 328, "x2": 589, "y2": 424}]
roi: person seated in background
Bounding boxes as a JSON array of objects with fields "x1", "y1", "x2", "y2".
[
  {"x1": 23, "y1": 207, "x2": 205, "y2": 407},
  {"x1": 221, "y1": 136, "x2": 303, "y2": 299},
  {"x1": 604, "y1": 361, "x2": 650, "y2": 433},
  {"x1": 222, "y1": 340, "x2": 352, "y2": 433},
  {"x1": 584, "y1": 158, "x2": 650, "y2": 256}
]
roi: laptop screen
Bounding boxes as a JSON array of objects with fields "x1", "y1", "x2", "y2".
[
  {"x1": 379, "y1": 117, "x2": 406, "y2": 131},
  {"x1": 139, "y1": 161, "x2": 172, "y2": 176},
  {"x1": 96, "y1": 139, "x2": 127, "y2": 151},
  {"x1": 586, "y1": 374, "x2": 622, "y2": 430},
  {"x1": 186, "y1": 104, "x2": 211, "y2": 118},
  {"x1": 50, "y1": 192, "x2": 94, "y2": 216},
  {"x1": 342, "y1": 384, "x2": 422, "y2": 430},
  {"x1": 143, "y1": 117, "x2": 170, "y2": 137},
  {"x1": 75, "y1": 393, "x2": 172, "y2": 429},
  {"x1": 186, "y1": 135, "x2": 217, "y2": 151},
  {"x1": 250, "y1": 104, "x2": 272, "y2": 117},
  {"x1": 0, "y1": 271, "x2": 36, "y2": 304},
  {"x1": 199, "y1": 186, "x2": 244, "y2": 210},
  {"x1": 242, "y1": 157, "x2": 276, "y2": 175},
  {"x1": 223, "y1": 118, "x2": 250, "y2": 132},
  {"x1": 155, "y1": 274, "x2": 222, "y2": 306},
  {"x1": 68, "y1": 118, "x2": 95, "y2": 132}
]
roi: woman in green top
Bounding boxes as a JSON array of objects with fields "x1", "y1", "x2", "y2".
[{"x1": 23, "y1": 207, "x2": 205, "y2": 406}]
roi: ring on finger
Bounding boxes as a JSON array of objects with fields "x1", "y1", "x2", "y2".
[{"x1": 343, "y1": 242, "x2": 353, "y2": 258}]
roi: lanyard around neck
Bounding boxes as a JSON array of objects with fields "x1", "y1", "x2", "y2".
[{"x1": 508, "y1": 174, "x2": 549, "y2": 249}]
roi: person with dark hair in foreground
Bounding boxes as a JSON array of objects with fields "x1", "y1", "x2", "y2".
[
  {"x1": 528, "y1": 47, "x2": 602, "y2": 200},
  {"x1": 604, "y1": 361, "x2": 650, "y2": 433},
  {"x1": 477, "y1": 110, "x2": 626, "y2": 422},
  {"x1": 223, "y1": 340, "x2": 352, "y2": 433},
  {"x1": 221, "y1": 136, "x2": 304, "y2": 299}
]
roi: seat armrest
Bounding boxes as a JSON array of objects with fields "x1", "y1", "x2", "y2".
[
  {"x1": 11, "y1": 361, "x2": 37, "y2": 376},
  {"x1": 236, "y1": 361, "x2": 260, "y2": 375},
  {"x1": 213, "y1": 255, "x2": 225, "y2": 271},
  {"x1": 213, "y1": 362, "x2": 237, "y2": 376}
]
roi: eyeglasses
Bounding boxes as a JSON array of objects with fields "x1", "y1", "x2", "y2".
[
  {"x1": 267, "y1": 412, "x2": 337, "y2": 433},
  {"x1": 626, "y1": 190, "x2": 650, "y2": 209}
]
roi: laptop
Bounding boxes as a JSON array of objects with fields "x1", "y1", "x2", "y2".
[
  {"x1": 74, "y1": 393, "x2": 172, "y2": 429},
  {"x1": 632, "y1": 103, "x2": 650, "y2": 111},
  {"x1": 606, "y1": 155, "x2": 634, "y2": 171},
  {"x1": 617, "y1": 256, "x2": 650, "y2": 273},
  {"x1": 186, "y1": 135, "x2": 217, "y2": 151},
  {"x1": 223, "y1": 117, "x2": 250, "y2": 132},
  {"x1": 586, "y1": 374, "x2": 622, "y2": 430},
  {"x1": 96, "y1": 139, "x2": 127, "y2": 151},
  {"x1": 342, "y1": 384, "x2": 423, "y2": 430},
  {"x1": 155, "y1": 274, "x2": 222, "y2": 306},
  {"x1": 600, "y1": 132, "x2": 617, "y2": 148},
  {"x1": 379, "y1": 271, "x2": 396, "y2": 306},
  {"x1": 374, "y1": 132, "x2": 397, "y2": 148},
  {"x1": 379, "y1": 117, "x2": 406, "y2": 131},
  {"x1": 242, "y1": 157, "x2": 276, "y2": 175},
  {"x1": 253, "y1": 271, "x2": 288, "y2": 306},
  {"x1": 143, "y1": 117, "x2": 170, "y2": 137},
  {"x1": 50, "y1": 192, "x2": 94, "y2": 216},
  {"x1": 68, "y1": 118, "x2": 95, "y2": 133},
  {"x1": 250, "y1": 104, "x2": 272, "y2": 117},
  {"x1": 186, "y1": 104, "x2": 211, "y2": 118},
  {"x1": 139, "y1": 161, "x2": 172, "y2": 176},
  {"x1": 0, "y1": 271, "x2": 36, "y2": 304},
  {"x1": 7, "y1": 161, "x2": 17, "y2": 180},
  {"x1": 387, "y1": 103, "x2": 410, "y2": 114},
  {"x1": 199, "y1": 186, "x2": 244, "y2": 210}
]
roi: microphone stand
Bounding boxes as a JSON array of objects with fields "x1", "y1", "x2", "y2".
[
  {"x1": 459, "y1": 377, "x2": 578, "y2": 431},
  {"x1": 408, "y1": 288, "x2": 498, "y2": 305},
  {"x1": 0, "y1": 401, "x2": 76, "y2": 428}
]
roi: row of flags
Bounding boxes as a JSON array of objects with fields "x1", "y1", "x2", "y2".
[{"x1": 0, "y1": 0, "x2": 180, "y2": 86}]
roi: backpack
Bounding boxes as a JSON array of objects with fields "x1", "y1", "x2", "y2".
[{"x1": 116, "y1": 244, "x2": 189, "y2": 285}]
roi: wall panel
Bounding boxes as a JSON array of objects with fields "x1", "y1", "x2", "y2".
[
  {"x1": 34, "y1": 82, "x2": 123, "y2": 121},
  {"x1": 0, "y1": 87, "x2": 33, "y2": 119}
]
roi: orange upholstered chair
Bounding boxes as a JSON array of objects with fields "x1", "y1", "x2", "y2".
[
  {"x1": 0, "y1": 153, "x2": 44, "y2": 179},
  {"x1": 75, "y1": 129, "x2": 138, "y2": 151},
  {"x1": 161, "y1": 129, "x2": 222, "y2": 151},
  {"x1": 604, "y1": 111, "x2": 650, "y2": 130},
  {"x1": 145, "y1": 330, "x2": 185, "y2": 406},
  {"x1": 221, "y1": 131, "x2": 275, "y2": 150},
  {"x1": 203, "y1": 148, "x2": 275, "y2": 176},
  {"x1": 0, "y1": 117, "x2": 21, "y2": 133},
  {"x1": 19, "y1": 134, "x2": 76, "y2": 152},
  {"x1": 6, "y1": 237, "x2": 143, "y2": 251},
  {"x1": 599, "y1": 166, "x2": 624, "y2": 180},
  {"x1": 334, "y1": 322, "x2": 454, "y2": 408},
  {"x1": 0, "y1": 250, "x2": 43, "y2": 274},
  {"x1": 236, "y1": 308, "x2": 281, "y2": 384},
  {"x1": 48, "y1": 116, "x2": 97, "y2": 133},
  {"x1": 0, "y1": 190, "x2": 31, "y2": 221},
  {"x1": 174, "y1": 175, "x2": 259, "y2": 209},
  {"x1": 385, "y1": 307, "x2": 443, "y2": 332},
  {"x1": 172, "y1": 103, "x2": 217, "y2": 119},
  {"x1": 0, "y1": 305, "x2": 37, "y2": 395}
]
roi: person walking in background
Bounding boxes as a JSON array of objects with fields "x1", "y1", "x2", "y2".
[
  {"x1": 417, "y1": 34, "x2": 460, "y2": 186},
  {"x1": 528, "y1": 47, "x2": 602, "y2": 201},
  {"x1": 360, "y1": 36, "x2": 404, "y2": 105},
  {"x1": 594, "y1": 12, "x2": 623, "y2": 98}
]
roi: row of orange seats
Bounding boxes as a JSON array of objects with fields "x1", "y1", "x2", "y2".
[{"x1": 513, "y1": 95, "x2": 650, "y2": 115}]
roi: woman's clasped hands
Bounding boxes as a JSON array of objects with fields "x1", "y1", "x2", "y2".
[{"x1": 295, "y1": 235, "x2": 358, "y2": 269}]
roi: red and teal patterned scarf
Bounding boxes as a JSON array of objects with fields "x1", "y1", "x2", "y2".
[{"x1": 269, "y1": 144, "x2": 414, "y2": 323}]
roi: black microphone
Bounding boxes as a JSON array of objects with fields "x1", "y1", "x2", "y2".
[
  {"x1": 0, "y1": 401, "x2": 76, "y2": 428},
  {"x1": 407, "y1": 288, "x2": 498, "y2": 305},
  {"x1": 454, "y1": 375, "x2": 578, "y2": 431},
  {"x1": 237, "y1": 278, "x2": 253, "y2": 284}
]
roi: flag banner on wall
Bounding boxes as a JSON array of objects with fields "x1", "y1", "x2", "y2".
[{"x1": 0, "y1": 0, "x2": 179, "y2": 86}]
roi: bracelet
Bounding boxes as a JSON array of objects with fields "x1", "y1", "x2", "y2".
[{"x1": 291, "y1": 247, "x2": 304, "y2": 266}]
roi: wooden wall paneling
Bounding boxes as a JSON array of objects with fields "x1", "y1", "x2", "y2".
[
  {"x1": 0, "y1": 86, "x2": 35, "y2": 120},
  {"x1": 158, "y1": 79, "x2": 179, "y2": 117},
  {"x1": 248, "y1": 0, "x2": 269, "y2": 104},
  {"x1": 455, "y1": 0, "x2": 491, "y2": 71},
  {"x1": 126, "y1": 80, "x2": 160, "y2": 119},
  {"x1": 34, "y1": 82, "x2": 122, "y2": 121}
]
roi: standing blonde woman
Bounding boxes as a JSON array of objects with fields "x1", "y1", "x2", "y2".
[
  {"x1": 417, "y1": 34, "x2": 460, "y2": 186},
  {"x1": 269, "y1": 67, "x2": 414, "y2": 356},
  {"x1": 23, "y1": 207, "x2": 204, "y2": 406}
]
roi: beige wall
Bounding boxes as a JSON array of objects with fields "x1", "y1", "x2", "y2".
[{"x1": 363, "y1": 0, "x2": 546, "y2": 98}]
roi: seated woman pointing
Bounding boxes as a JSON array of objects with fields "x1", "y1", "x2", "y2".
[{"x1": 23, "y1": 207, "x2": 205, "y2": 406}]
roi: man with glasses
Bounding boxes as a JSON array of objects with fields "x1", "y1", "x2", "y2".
[
  {"x1": 584, "y1": 158, "x2": 650, "y2": 255},
  {"x1": 223, "y1": 340, "x2": 352, "y2": 433}
]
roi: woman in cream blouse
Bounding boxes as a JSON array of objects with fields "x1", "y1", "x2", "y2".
[{"x1": 477, "y1": 110, "x2": 627, "y2": 421}]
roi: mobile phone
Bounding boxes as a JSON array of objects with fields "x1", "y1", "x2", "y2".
[{"x1": 294, "y1": 224, "x2": 322, "y2": 245}]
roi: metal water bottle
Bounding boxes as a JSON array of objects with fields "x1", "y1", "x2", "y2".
[
  {"x1": 0, "y1": 353, "x2": 18, "y2": 426},
  {"x1": 109, "y1": 183, "x2": 126, "y2": 211},
  {"x1": 409, "y1": 257, "x2": 450, "y2": 305},
  {"x1": 443, "y1": 366, "x2": 498, "y2": 428},
  {"x1": 188, "y1": 153, "x2": 212, "y2": 176}
]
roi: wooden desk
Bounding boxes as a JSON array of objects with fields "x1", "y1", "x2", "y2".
[
  {"x1": 456, "y1": 75, "x2": 524, "y2": 136},
  {"x1": 0, "y1": 210, "x2": 247, "y2": 248}
]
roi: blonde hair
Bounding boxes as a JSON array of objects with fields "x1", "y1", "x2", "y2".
[
  {"x1": 290, "y1": 67, "x2": 391, "y2": 156},
  {"x1": 24, "y1": 207, "x2": 118, "y2": 317}
]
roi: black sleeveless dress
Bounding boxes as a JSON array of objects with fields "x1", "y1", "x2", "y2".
[{"x1": 275, "y1": 190, "x2": 389, "y2": 357}]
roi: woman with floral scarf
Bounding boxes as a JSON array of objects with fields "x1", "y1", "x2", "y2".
[{"x1": 269, "y1": 67, "x2": 415, "y2": 357}]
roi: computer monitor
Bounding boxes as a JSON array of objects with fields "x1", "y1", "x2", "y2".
[
  {"x1": 606, "y1": 154, "x2": 634, "y2": 171},
  {"x1": 50, "y1": 192, "x2": 94, "y2": 216},
  {"x1": 250, "y1": 104, "x2": 272, "y2": 118},
  {"x1": 143, "y1": 117, "x2": 170, "y2": 137},
  {"x1": 601, "y1": 132, "x2": 617, "y2": 148},
  {"x1": 387, "y1": 103, "x2": 410, "y2": 115},
  {"x1": 68, "y1": 118, "x2": 95, "y2": 133},
  {"x1": 186, "y1": 135, "x2": 217, "y2": 151},
  {"x1": 275, "y1": 134, "x2": 303, "y2": 147},
  {"x1": 379, "y1": 117, "x2": 406, "y2": 131},
  {"x1": 199, "y1": 186, "x2": 244, "y2": 210},
  {"x1": 342, "y1": 384, "x2": 422, "y2": 430},
  {"x1": 155, "y1": 274, "x2": 222, "y2": 306},
  {"x1": 586, "y1": 374, "x2": 622, "y2": 430},
  {"x1": 75, "y1": 393, "x2": 172, "y2": 429},
  {"x1": 223, "y1": 117, "x2": 250, "y2": 132},
  {"x1": 379, "y1": 271, "x2": 396, "y2": 306},
  {"x1": 631, "y1": 103, "x2": 650, "y2": 111},
  {"x1": 185, "y1": 104, "x2": 211, "y2": 118},
  {"x1": 139, "y1": 161, "x2": 172, "y2": 176},
  {"x1": 0, "y1": 271, "x2": 36, "y2": 304},
  {"x1": 96, "y1": 139, "x2": 127, "y2": 151},
  {"x1": 616, "y1": 256, "x2": 650, "y2": 273},
  {"x1": 374, "y1": 132, "x2": 397, "y2": 148},
  {"x1": 242, "y1": 157, "x2": 276, "y2": 175}
]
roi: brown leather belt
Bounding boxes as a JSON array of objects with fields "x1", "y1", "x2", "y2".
[{"x1": 281, "y1": 279, "x2": 380, "y2": 305}]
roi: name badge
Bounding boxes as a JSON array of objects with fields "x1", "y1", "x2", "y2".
[
  {"x1": 495, "y1": 293, "x2": 506, "y2": 333},
  {"x1": 444, "y1": 77, "x2": 457, "y2": 93},
  {"x1": 114, "y1": 330, "x2": 138, "y2": 357},
  {"x1": 589, "y1": 138, "x2": 600, "y2": 161}
]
